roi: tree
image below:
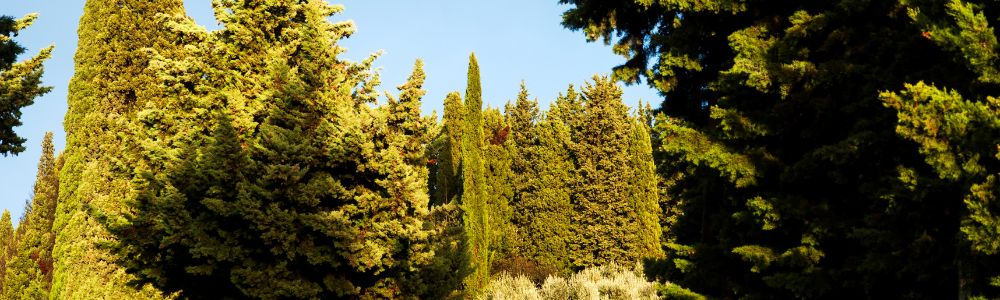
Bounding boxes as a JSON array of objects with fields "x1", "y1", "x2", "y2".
[
  {"x1": 507, "y1": 84, "x2": 575, "y2": 275},
  {"x1": 3, "y1": 132, "x2": 60, "y2": 298},
  {"x1": 432, "y1": 92, "x2": 464, "y2": 206},
  {"x1": 568, "y1": 76, "x2": 662, "y2": 268},
  {"x1": 0, "y1": 210, "x2": 12, "y2": 291},
  {"x1": 0, "y1": 13, "x2": 52, "y2": 156},
  {"x1": 481, "y1": 107, "x2": 514, "y2": 257},
  {"x1": 461, "y1": 53, "x2": 491, "y2": 294},
  {"x1": 54, "y1": 0, "x2": 183, "y2": 298},
  {"x1": 561, "y1": 0, "x2": 988, "y2": 297},
  {"x1": 880, "y1": 1, "x2": 1000, "y2": 298},
  {"x1": 108, "y1": 1, "x2": 433, "y2": 298}
]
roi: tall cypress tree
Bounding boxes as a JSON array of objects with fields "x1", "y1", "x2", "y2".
[
  {"x1": 482, "y1": 107, "x2": 514, "y2": 258},
  {"x1": 461, "y1": 53, "x2": 490, "y2": 294},
  {"x1": 0, "y1": 13, "x2": 52, "y2": 156},
  {"x1": 54, "y1": 0, "x2": 183, "y2": 298},
  {"x1": 3, "y1": 132, "x2": 60, "y2": 298},
  {"x1": 0, "y1": 210, "x2": 12, "y2": 292}
]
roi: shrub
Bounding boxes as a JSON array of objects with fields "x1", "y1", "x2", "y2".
[{"x1": 480, "y1": 263, "x2": 659, "y2": 300}]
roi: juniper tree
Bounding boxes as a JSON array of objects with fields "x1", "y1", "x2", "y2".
[
  {"x1": 3, "y1": 132, "x2": 60, "y2": 298},
  {"x1": 0, "y1": 13, "x2": 51, "y2": 156}
]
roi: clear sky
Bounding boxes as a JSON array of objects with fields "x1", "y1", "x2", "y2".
[{"x1": 0, "y1": 1, "x2": 660, "y2": 219}]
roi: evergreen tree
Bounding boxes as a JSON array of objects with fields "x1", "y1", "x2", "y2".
[
  {"x1": 481, "y1": 107, "x2": 514, "y2": 257},
  {"x1": 54, "y1": 0, "x2": 183, "y2": 297},
  {"x1": 880, "y1": 1, "x2": 1000, "y2": 297},
  {"x1": 0, "y1": 210, "x2": 12, "y2": 292},
  {"x1": 568, "y1": 76, "x2": 662, "y2": 268},
  {"x1": 0, "y1": 13, "x2": 52, "y2": 156},
  {"x1": 432, "y1": 92, "x2": 464, "y2": 206},
  {"x1": 461, "y1": 53, "x2": 490, "y2": 294},
  {"x1": 507, "y1": 85, "x2": 575, "y2": 275},
  {"x1": 109, "y1": 1, "x2": 432, "y2": 298},
  {"x1": 561, "y1": 0, "x2": 992, "y2": 297},
  {"x1": 3, "y1": 132, "x2": 60, "y2": 299}
]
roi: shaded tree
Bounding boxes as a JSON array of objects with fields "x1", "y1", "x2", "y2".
[{"x1": 0, "y1": 13, "x2": 52, "y2": 156}]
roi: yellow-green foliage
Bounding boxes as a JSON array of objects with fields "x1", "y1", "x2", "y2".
[{"x1": 480, "y1": 264, "x2": 659, "y2": 300}]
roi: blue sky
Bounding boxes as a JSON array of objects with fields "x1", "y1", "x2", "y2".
[{"x1": 0, "y1": 1, "x2": 660, "y2": 219}]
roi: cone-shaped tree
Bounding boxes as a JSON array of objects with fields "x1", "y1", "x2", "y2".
[
  {"x1": 54, "y1": 0, "x2": 183, "y2": 297},
  {"x1": 0, "y1": 13, "x2": 52, "y2": 156},
  {"x1": 3, "y1": 132, "x2": 60, "y2": 298},
  {"x1": 461, "y1": 53, "x2": 490, "y2": 294},
  {"x1": 432, "y1": 92, "x2": 464, "y2": 206},
  {"x1": 109, "y1": 1, "x2": 432, "y2": 298},
  {"x1": 569, "y1": 76, "x2": 662, "y2": 268},
  {"x1": 482, "y1": 107, "x2": 514, "y2": 257},
  {"x1": 0, "y1": 210, "x2": 12, "y2": 291}
]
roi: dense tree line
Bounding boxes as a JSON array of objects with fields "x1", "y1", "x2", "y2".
[{"x1": 6, "y1": 0, "x2": 1000, "y2": 299}]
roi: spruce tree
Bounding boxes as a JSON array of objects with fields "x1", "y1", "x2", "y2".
[
  {"x1": 461, "y1": 53, "x2": 490, "y2": 294},
  {"x1": 3, "y1": 132, "x2": 60, "y2": 298},
  {"x1": 54, "y1": 0, "x2": 183, "y2": 297},
  {"x1": 0, "y1": 13, "x2": 52, "y2": 156},
  {"x1": 109, "y1": 1, "x2": 433, "y2": 298}
]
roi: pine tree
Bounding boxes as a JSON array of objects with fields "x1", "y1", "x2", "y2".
[
  {"x1": 108, "y1": 1, "x2": 432, "y2": 298},
  {"x1": 0, "y1": 13, "x2": 52, "y2": 156},
  {"x1": 3, "y1": 132, "x2": 60, "y2": 298},
  {"x1": 568, "y1": 76, "x2": 662, "y2": 268},
  {"x1": 54, "y1": 0, "x2": 184, "y2": 297},
  {"x1": 461, "y1": 53, "x2": 490, "y2": 294},
  {"x1": 561, "y1": 0, "x2": 992, "y2": 297}
]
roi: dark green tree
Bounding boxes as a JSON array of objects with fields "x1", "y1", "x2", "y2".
[
  {"x1": 3, "y1": 132, "x2": 60, "y2": 298},
  {"x1": 109, "y1": 1, "x2": 433, "y2": 298},
  {"x1": 432, "y1": 92, "x2": 464, "y2": 206},
  {"x1": 561, "y1": 0, "x2": 993, "y2": 298},
  {"x1": 482, "y1": 107, "x2": 514, "y2": 257},
  {"x1": 54, "y1": 0, "x2": 184, "y2": 297},
  {"x1": 0, "y1": 13, "x2": 52, "y2": 156}
]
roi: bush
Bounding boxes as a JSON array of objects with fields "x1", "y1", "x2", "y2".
[
  {"x1": 480, "y1": 263, "x2": 659, "y2": 300},
  {"x1": 492, "y1": 255, "x2": 560, "y2": 284}
]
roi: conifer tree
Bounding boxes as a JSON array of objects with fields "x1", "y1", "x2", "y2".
[
  {"x1": 3, "y1": 132, "x2": 60, "y2": 298},
  {"x1": 561, "y1": 0, "x2": 995, "y2": 297},
  {"x1": 0, "y1": 210, "x2": 12, "y2": 292},
  {"x1": 461, "y1": 53, "x2": 491, "y2": 294},
  {"x1": 54, "y1": 0, "x2": 183, "y2": 297},
  {"x1": 568, "y1": 76, "x2": 662, "y2": 268},
  {"x1": 109, "y1": 1, "x2": 433, "y2": 298},
  {"x1": 0, "y1": 13, "x2": 52, "y2": 156},
  {"x1": 482, "y1": 107, "x2": 514, "y2": 257},
  {"x1": 508, "y1": 86, "x2": 575, "y2": 275},
  {"x1": 432, "y1": 92, "x2": 464, "y2": 206}
]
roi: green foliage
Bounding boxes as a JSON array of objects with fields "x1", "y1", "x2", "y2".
[
  {"x1": 54, "y1": 0, "x2": 183, "y2": 298},
  {"x1": 569, "y1": 76, "x2": 663, "y2": 268},
  {"x1": 0, "y1": 13, "x2": 52, "y2": 156},
  {"x1": 3, "y1": 132, "x2": 60, "y2": 299},
  {"x1": 561, "y1": 0, "x2": 998, "y2": 298},
  {"x1": 462, "y1": 53, "x2": 492, "y2": 295},
  {"x1": 107, "y1": 1, "x2": 434, "y2": 298}
]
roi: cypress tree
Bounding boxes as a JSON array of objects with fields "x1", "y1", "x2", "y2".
[
  {"x1": 108, "y1": 1, "x2": 433, "y2": 298},
  {"x1": 568, "y1": 76, "x2": 661, "y2": 268},
  {"x1": 0, "y1": 13, "x2": 52, "y2": 156},
  {"x1": 482, "y1": 107, "x2": 514, "y2": 257},
  {"x1": 433, "y1": 92, "x2": 464, "y2": 206},
  {"x1": 3, "y1": 132, "x2": 60, "y2": 298},
  {"x1": 0, "y1": 210, "x2": 11, "y2": 292},
  {"x1": 461, "y1": 53, "x2": 490, "y2": 294},
  {"x1": 54, "y1": 0, "x2": 184, "y2": 297}
]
